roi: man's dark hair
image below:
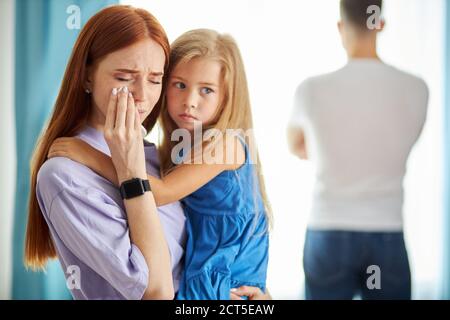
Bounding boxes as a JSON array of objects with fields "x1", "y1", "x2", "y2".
[{"x1": 340, "y1": 0, "x2": 383, "y2": 31}]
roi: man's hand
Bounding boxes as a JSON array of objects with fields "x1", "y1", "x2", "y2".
[{"x1": 287, "y1": 126, "x2": 308, "y2": 160}]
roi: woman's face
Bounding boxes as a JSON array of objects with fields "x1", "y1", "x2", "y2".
[{"x1": 86, "y1": 38, "x2": 165, "y2": 129}]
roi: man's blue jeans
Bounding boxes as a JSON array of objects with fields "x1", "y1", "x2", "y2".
[{"x1": 303, "y1": 229, "x2": 411, "y2": 300}]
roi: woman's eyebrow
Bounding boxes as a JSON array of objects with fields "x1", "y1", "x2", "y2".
[{"x1": 114, "y1": 68, "x2": 164, "y2": 76}]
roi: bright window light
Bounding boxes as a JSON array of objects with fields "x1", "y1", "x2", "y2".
[{"x1": 123, "y1": 0, "x2": 444, "y2": 299}]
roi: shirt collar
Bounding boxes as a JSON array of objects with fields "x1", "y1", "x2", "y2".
[{"x1": 77, "y1": 125, "x2": 156, "y2": 157}]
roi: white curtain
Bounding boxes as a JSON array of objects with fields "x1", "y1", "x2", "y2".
[
  {"x1": 0, "y1": 0, "x2": 16, "y2": 300},
  {"x1": 124, "y1": 0, "x2": 444, "y2": 299},
  {"x1": 380, "y1": 0, "x2": 445, "y2": 300}
]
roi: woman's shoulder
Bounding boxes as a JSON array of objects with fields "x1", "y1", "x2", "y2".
[
  {"x1": 37, "y1": 157, "x2": 123, "y2": 220},
  {"x1": 38, "y1": 157, "x2": 77, "y2": 188},
  {"x1": 37, "y1": 156, "x2": 105, "y2": 200},
  {"x1": 36, "y1": 157, "x2": 80, "y2": 216}
]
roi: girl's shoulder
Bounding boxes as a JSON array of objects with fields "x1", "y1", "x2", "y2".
[
  {"x1": 220, "y1": 133, "x2": 247, "y2": 171},
  {"x1": 184, "y1": 136, "x2": 256, "y2": 207}
]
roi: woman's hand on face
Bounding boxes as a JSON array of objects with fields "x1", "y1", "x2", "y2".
[
  {"x1": 48, "y1": 137, "x2": 93, "y2": 165},
  {"x1": 104, "y1": 87, "x2": 147, "y2": 184},
  {"x1": 230, "y1": 286, "x2": 272, "y2": 300}
]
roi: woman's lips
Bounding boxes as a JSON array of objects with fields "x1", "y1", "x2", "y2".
[{"x1": 137, "y1": 110, "x2": 147, "y2": 119}]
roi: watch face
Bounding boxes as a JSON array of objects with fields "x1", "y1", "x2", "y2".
[{"x1": 123, "y1": 179, "x2": 145, "y2": 198}]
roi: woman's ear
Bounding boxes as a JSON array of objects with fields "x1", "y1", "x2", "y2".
[{"x1": 84, "y1": 66, "x2": 94, "y2": 93}]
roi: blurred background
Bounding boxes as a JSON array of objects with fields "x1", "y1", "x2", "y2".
[{"x1": 0, "y1": 0, "x2": 448, "y2": 299}]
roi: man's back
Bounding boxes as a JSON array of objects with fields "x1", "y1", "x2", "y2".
[{"x1": 291, "y1": 58, "x2": 428, "y2": 231}]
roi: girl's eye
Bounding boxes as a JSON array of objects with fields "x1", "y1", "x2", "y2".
[
  {"x1": 201, "y1": 87, "x2": 213, "y2": 94},
  {"x1": 175, "y1": 82, "x2": 186, "y2": 89}
]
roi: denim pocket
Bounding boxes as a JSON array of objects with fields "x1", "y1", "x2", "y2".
[{"x1": 303, "y1": 230, "x2": 351, "y2": 286}]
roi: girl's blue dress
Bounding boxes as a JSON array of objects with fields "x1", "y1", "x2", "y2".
[{"x1": 176, "y1": 137, "x2": 269, "y2": 300}]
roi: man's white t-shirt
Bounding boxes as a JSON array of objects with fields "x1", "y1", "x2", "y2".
[{"x1": 290, "y1": 59, "x2": 428, "y2": 231}]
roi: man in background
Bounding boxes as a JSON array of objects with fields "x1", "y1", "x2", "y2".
[{"x1": 288, "y1": 0, "x2": 428, "y2": 299}]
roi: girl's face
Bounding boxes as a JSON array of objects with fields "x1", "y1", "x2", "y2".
[
  {"x1": 166, "y1": 57, "x2": 223, "y2": 132},
  {"x1": 86, "y1": 38, "x2": 166, "y2": 129}
]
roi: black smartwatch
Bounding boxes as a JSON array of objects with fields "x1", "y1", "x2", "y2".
[{"x1": 119, "y1": 178, "x2": 151, "y2": 200}]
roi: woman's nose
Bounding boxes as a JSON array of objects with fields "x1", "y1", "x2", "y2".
[{"x1": 130, "y1": 81, "x2": 146, "y2": 103}]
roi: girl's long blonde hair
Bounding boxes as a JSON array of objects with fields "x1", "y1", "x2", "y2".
[{"x1": 158, "y1": 29, "x2": 273, "y2": 229}]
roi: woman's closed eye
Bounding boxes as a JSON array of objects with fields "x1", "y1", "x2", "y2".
[
  {"x1": 115, "y1": 76, "x2": 160, "y2": 85},
  {"x1": 149, "y1": 79, "x2": 161, "y2": 85},
  {"x1": 116, "y1": 77, "x2": 132, "y2": 82}
]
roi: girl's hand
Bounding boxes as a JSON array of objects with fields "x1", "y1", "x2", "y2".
[
  {"x1": 230, "y1": 286, "x2": 272, "y2": 300},
  {"x1": 104, "y1": 86, "x2": 147, "y2": 184},
  {"x1": 48, "y1": 137, "x2": 93, "y2": 165}
]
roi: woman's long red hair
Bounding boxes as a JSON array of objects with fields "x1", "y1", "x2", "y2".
[{"x1": 24, "y1": 5, "x2": 170, "y2": 270}]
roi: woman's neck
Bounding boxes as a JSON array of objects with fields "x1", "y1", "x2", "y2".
[{"x1": 87, "y1": 109, "x2": 105, "y2": 133}]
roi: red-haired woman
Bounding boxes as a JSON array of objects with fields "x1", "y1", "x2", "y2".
[{"x1": 24, "y1": 5, "x2": 183, "y2": 300}]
